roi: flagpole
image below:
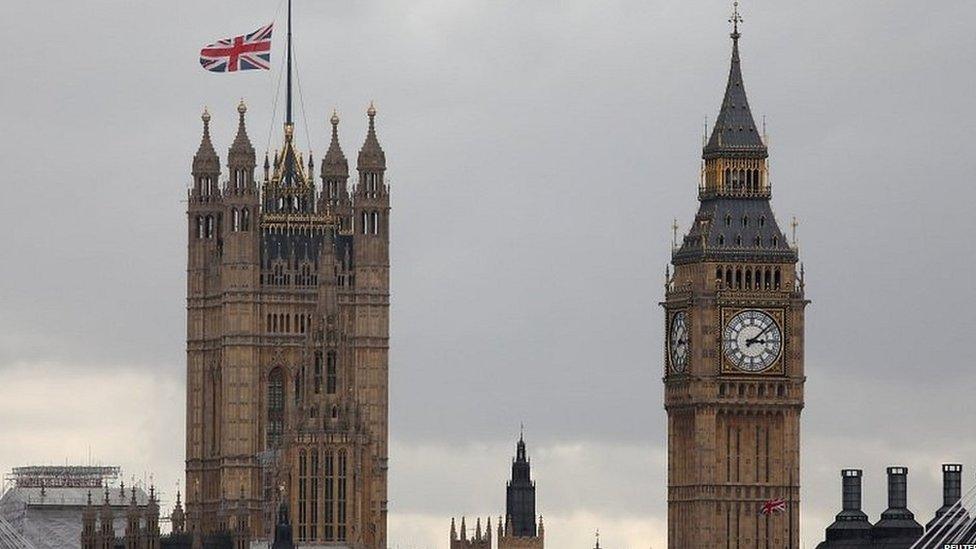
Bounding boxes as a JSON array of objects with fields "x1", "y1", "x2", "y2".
[
  {"x1": 284, "y1": 0, "x2": 294, "y2": 186},
  {"x1": 788, "y1": 467, "x2": 793, "y2": 549},
  {"x1": 286, "y1": 0, "x2": 293, "y2": 126}
]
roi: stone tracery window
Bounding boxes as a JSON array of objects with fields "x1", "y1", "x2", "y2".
[{"x1": 267, "y1": 368, "x2": 284, "y2": 449}]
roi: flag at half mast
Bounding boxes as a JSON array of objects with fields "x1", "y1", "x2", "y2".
[{"x1": 199, "y1": 23, "x2": 273, "y2": 72}]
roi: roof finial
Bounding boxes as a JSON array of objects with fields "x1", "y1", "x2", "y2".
[{"x1": 729, "y1": 1, "x2": 743, "y2": 40}]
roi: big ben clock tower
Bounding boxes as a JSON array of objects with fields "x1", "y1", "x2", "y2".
[{"x1": 663, "y1": 5, "x2": 807, "y2": 548}]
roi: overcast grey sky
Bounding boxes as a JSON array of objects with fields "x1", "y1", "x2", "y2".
[{"x1": 2, "y1": 0, "x2": 975, "y2": 547}]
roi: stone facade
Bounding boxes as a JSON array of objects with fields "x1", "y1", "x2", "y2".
[
  {"x1": 662, "y1": 16, "x2": 806, "y2": 549},
  {"x1": 185, "y1": 101, "x2": 389, "y2": 547}
]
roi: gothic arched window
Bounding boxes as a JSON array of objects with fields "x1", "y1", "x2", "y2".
[
  {"x1": 325, "y1": 450, "x2": 335, "y2": 540},
  {"x1": 326, "y1": 351, "x2": 337, "y2": 395},
  {"x1": 337, "y1": 450, "x2": 347, "y2": 541},
  {"x1": 298, "y1": 449, "x2": 308, "y2": 541},
  {"x1": 267, "y1": 368, "x2": 284, "y2": 449},
  {"x1": 310, "y1": 449, "x2": 320, "y2": 538},
  {"x1": 314, "y1": 352, "x2": 323, "y2": 395}
]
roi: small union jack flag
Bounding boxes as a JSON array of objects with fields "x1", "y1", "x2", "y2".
[
  {"x1": 200, "y1": 23, "x2": 273, "y2": 73},
  {"x1": 760, "y1": 498, "x2": 787, "y2": 515}
]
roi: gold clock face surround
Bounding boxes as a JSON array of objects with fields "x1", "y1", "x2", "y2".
[
  {"x1": 722, "y1": 309, "x2": 783, "y2": 373},
  {"x1": 669, "y1": 311, "x2": 689, "y2": 373}
]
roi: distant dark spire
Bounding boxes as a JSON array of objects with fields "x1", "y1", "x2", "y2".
[
  {"x1": 506, "y1": 431, "x2": 537, "y2": 537},
  {"x1": 703, "y1": 2, "x2": 767, "y2": 160}
]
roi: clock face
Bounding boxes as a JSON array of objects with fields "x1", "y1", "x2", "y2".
[
  {"x1": 723, "y1": 310, "x2": 782, "y2": 372},
  {"x1": 669, "y1": 311, "x2": 689, "y2": 373}
]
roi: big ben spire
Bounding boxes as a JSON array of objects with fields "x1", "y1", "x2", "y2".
[{"x1": 703, "y1": 2, "x2": 767, "y2": 160}]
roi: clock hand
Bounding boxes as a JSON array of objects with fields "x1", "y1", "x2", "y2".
[{"x1": 746, "y1": 324, "x2": 774, "y2": 346}]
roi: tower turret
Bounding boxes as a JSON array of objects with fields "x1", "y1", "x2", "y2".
[
  {"x1": 321, "y1": 110, "x2": 351, "y2": 229},
  {"x1": 192, "y1": 109, "x2": 221, "y2": 202},
  {"x1": 145, "y1": 485, "x2": 160, "y2": 549},
  {"x1": 125, "y1": 486, "x2": 141, "y2": 549},
  {"x1": 354, "y1": 103, "x2": 388, "y2": 238},
  {"x1": 82, "y1": 490, "x2": 97, "y2": 549},
  {"x1": 99, "y1": 488, "x2": 115, "y2": 549},
  {"x1": 171, "y1": 490, "x2": 186, "y2": 533},
  {"x1": 227, "y1": 100, "x2": 257, "y2": 196}
]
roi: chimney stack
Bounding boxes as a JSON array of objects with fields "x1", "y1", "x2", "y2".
[
  {"x1": 942, "y1": 464, "x2": 962, "y2": 508},
  {"x1": 927, "y1": 464, "x2": 971, "y2": 535},
  {"x1": 872, "y1": 466, "x2": 922, "y2": 542},
  {"x1": 823, "y1": 469, "x2": 872, "y2": 542},
  {"x1": 842, "y1": 469, "x2": 864, "y2": 513},
  {"x1": 887, "y1": 466, "x2": 908, "y2": 510}
]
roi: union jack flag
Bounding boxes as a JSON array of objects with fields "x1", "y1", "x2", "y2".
[
  {"x1": 760, "y1": 498, "x2": 787, "y2": 515},
  {"x1": 200, "y1": 23, "x2": 273, "y2": 73}
]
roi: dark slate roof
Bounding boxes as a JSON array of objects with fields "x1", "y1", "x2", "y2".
[
  {"x1": 672, "y1": 198, "x2": 796, "y2": 265},
  {"x1": 703, "y1": 33, "x2": 768, "y2": 160}
]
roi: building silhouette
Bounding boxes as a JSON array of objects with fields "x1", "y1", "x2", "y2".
[
  {"x1": 663, "y1": 5, "x2": 806, "y2": 548},
  {"x1": 451, "y1": 435, "x2": 545, "y2": 549},
  {"x1": 816, "y1": 464, "x2": 976, "y2": 548}
]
